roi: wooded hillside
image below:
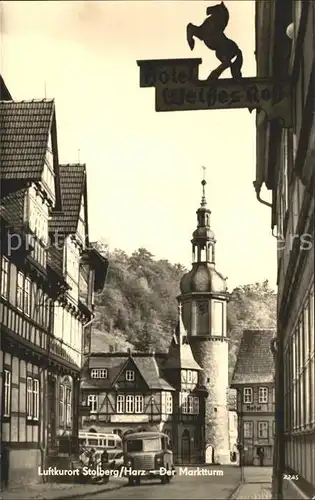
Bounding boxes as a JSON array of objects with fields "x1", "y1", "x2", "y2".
[{"x1": 92, "y1": 246, "x2": 276, "y2": 379}]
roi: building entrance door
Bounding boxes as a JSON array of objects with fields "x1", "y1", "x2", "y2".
[{"x1": 181, "y1": 430, "x2": 191, "y2": 464}]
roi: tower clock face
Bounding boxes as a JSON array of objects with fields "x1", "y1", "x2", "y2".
[{"x1": 197, "y1": 302, "x2": 208, "y2": 315}]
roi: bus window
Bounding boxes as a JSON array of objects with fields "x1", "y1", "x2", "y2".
[
  {"x1": 88, "y1": 439, "x2": 98, "y2": 446},
  {"x1": 108, "y1": 439, "x2": 115, "y2": 447},
  {"x1": 79, "y1": 439, "x2": 85, "y2": 445}
]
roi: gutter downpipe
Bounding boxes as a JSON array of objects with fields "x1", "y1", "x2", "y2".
[
  {"x1": 271, "y1": 335, "x2": 284, "y2": 500},
  {"x1": 253, "y1": 180, "x2": 272, "y2": 208}
]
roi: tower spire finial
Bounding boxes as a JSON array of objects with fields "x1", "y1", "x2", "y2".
[{"x1": 201, "y1": 166, "x2": 207, "y2": 207}]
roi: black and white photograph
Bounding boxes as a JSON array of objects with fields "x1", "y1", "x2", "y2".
[{"x1": 0, "y1": 1, "x2": 314, "y2": 499}]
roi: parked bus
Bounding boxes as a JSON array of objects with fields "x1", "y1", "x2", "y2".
[{"x1": 78, "y1": 431, "x2": 122, "y2": 462}]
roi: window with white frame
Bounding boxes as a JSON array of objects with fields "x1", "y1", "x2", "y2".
[
  {"x1": 289, "y1": 284, "x2": 315, "y2": 432},
  {"x1": 26, "y1": 377, "x2": 39, "y2": 420},
  {"x1": 24, "y1": 278, "x2": 31, "y2": 316},
  {"x1": 66, "y1": 243, "x2": 79, "y2": 281},
  {"x1": 43, "y1": 156, "x2": 55, "y2": 194},
  {"x1": 166, "y1": 393, "x2": 173, "y2": 414},
  {"x1": 193, "y1": 396, "x2": 200, "y2": 414},
  {"x1": 59, "y1": 384, "x2": 65, "y2": 424},
  {"x1": 77, "y1": 197, "x2": 85, "y2": 241},
  {"x1": 115, "y1": 395, "x2": 144, "y2": 414},
  {"x1": 180, "y1": 392, "x2": 189, "y2": 413},
  {"x1": 63, "y1": 310, "x2": 71, "y2": 346},
  {"x1": 243, "y1": 421, "x2": 253, "y2": 438},
  {"x1": 87, "y1": 394, "x2": 98, "y2": 413},
  {"x1": 125, "y1": 395, "x2": 134, "y2": 413},
  {"x1": 188, "y1": 395, "x2": 194, "y2": 414},
  {"x1": 66, "y1": 387, "x2": 72, "y2": 426},
  {"x1": 125, "y1": 370, "x2": 135, "y2": 382},
  {"x1": 33, "y1": 379, "x2": 39, "y2": 420},
  {"x1": 135, "y1": 395, "x2": 144, "y2": 413},
  {"x1": 259, "y1": 387, "x2": 268, "y2": 404},
  {"x1": 116, "y1": 395, "x2": 124, "y2": 413},
  {"x1": 16, "y1": 271, "x2": 24, "y2": 310},
  {"x1": 243, "y1": 387, "x2": 253, "y2": 403},
  {"x1": 91, "y1": 369, "x2": 108, "y2": 379},
  {"x1": 1, "y1": 257, "x2": 9, "y2": 299},
  {"x1": 180, "y1": 392, "x2": 199, "y2": 414},
  {"x1": 258, "y1": 421, "x2": 269, "y2": 438},
  {"x1": 3, "y1": 370, "x2": 11, "y2": 417},
  {"x1": 29, "y1": 196, "x2": 48, "y2": 244}
]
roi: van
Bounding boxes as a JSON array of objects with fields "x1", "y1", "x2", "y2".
[{"x1": 123, "y1": 431, "x2": 175, "y2": 486}]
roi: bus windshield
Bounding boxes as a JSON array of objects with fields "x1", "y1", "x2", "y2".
[{"x1": 127, "y1": 438, "x2": 162, "y2": 453}]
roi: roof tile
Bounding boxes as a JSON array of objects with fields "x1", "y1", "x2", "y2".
[
  {"x1": 0, "y1": 188, "x2": 27, "y2": 227},
  {"x1": 49, "y1": 164, "x2": 85, "y2": 234},
  {"x1": 231, "y1": 329, "x2": 275, "y2": 385},
  {"x1": 0, "y1": 100, "x2": 54, "y2": 180}
]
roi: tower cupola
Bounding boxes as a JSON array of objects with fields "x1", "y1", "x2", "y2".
[{"x1": 180, "y1": 169, "x2": 228, "y2": 296}]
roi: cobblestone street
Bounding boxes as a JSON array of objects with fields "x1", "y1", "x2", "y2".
[
  {"x1": 1, "y1": 466, "x2": 272, "y2": 500},
  {"x1": 232, "y1": 467, "x2": 272, "y2": 500},
  {"x1": 81, "y1": 466, "x2": 241, "y2": 500}
]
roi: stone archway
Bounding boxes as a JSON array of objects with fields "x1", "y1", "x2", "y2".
[
  {"x1": 181, "y1": 430, "x2": 191, "y2": 464},
  {"x1": 205, "y1": 445, "x2": 214, "y2": 464}
]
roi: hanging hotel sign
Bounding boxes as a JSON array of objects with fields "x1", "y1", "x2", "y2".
[
  {"x1": 136, "y1": 2, "x2": 292, "y2": 127},
  {"x1": 137, "y1": 59, "x2": 292, "y2": 127}
]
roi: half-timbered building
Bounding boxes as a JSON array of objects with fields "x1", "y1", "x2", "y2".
[
  {"x1": 81, "y1": 303, "x2": 207, "y2": 464},
  {"x1": 0, "y1": 89, "x2": 108, "y2": 487},
  {"x1": 231, "y1": 329, "x2": 276, "y2": 467},
  {"x1": 254, "y1": 1, "x2": 314, "y2": 498}
]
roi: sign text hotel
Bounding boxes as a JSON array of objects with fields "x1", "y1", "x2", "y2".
[{"x1": 137, "y1": 59, "x2": 292, "y2": 126}]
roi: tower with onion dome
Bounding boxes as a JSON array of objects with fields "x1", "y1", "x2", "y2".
[{"x1": 177, "y1": 170, "x2": 230, "y2": 465}]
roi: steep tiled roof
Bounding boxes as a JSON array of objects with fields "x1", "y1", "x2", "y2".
[
  {"x1": 0, "y1": 100, "x2": 54, "y2": 179},
  {"x1": 132, "y1": 356, "x2": 175, "y2": 391},
  {"x1": 231, "y1": 329, "x2": 275, "y2": 385},
  {"x1": 49, "y1": 164, "x2": 85, "y2": 234},
  {"x1": 84, "y1": 352, "x2": 175, "y2": 391},
  {"x1": 0, "y1": 188, "x2": 27, "y2": 227}
]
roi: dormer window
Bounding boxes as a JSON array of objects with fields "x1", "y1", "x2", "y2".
[
  {"x1": 126, "y1": 370, "x2": 135, "y2": 382},
  {"x1": 91, "y1": 369, "x2": 107, "y2": 379}
]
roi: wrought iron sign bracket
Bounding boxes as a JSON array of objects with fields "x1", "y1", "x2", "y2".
[{"x1": 137, "y1": 58, "x2": 293, "y2": 128}]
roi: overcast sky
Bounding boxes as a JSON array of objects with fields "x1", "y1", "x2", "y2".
[{"x1": 1, "y1": 0, "x2": 276, "y2": 291}]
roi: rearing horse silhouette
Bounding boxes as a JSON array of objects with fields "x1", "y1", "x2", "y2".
[{"x1": 186, "y1": 2, "x2": 243, "y2": 80}]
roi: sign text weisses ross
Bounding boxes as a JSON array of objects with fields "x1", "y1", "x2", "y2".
[{"x1": 137, "y1": 59, "x2": 292, "y2": 127}]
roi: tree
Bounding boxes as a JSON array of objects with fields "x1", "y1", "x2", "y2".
[{"x1": 93, "y1": 243, "x2": 276, "y2": 379}]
